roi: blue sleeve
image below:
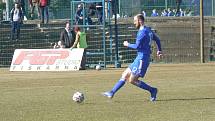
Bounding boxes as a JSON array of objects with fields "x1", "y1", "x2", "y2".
[
  {"x1": 128, "y1": 32, "x2": 144, "y2": 49},
  {"x1": 153, "y1": 33, "x2": 162, "y2": 51}
]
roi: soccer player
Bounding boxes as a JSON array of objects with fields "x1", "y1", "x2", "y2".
[{"x1": 103, "y1": 14, "x2": 162, "y2": 101}]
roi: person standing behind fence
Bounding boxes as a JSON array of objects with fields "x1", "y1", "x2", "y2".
[
  {"x1": 10, "y1": 2, "x2": 23, "y2": 41},
  {"x1": 87, "y1": 3, "x2": 96, "y2": 25},
  {"x1": 14, "y1": 0, "x2": 27, "y2": 20},
  {"x1": 161, "y1": 9, "x2": 168, "y2": 16},
  {"x1": 103, "y1": 14, "x2": 162, "y2": 102},
  {"x1": 176, "y1": 0, "x2": 182, "y2": 16},
  {"x1": 96, "y1": 2, "x2": 103, "y2": 24},
  {"x1": 39, "y1": 0, "x2": 49, "y2": 24},
  {"x1": 71, "y1": 26, "x2": 88, "y2": 70},
  {"x1": 167, "y1": 8, "x2": 174, "y2": 16},
  {"x1": 59, "y1": 21, "x2": 76, "y2": 48},
  {"x1": 151, "y1": 9, "x2": 159, "y2": 17},
  {"x1": 142, "y1": 10, "x2": 146, "y2": 17},
  {"x1": 75, "y1": 4, "x2": 83, "y2": 25},
  {"x1": 29, "y1": 0, "x2": 40, "y2": 20},
  {"x1": 111, "y1": 0, "x2": 120, "y2": 18}
]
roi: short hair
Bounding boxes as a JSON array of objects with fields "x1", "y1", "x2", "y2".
[
  {"x1": 14, "y1": 2, "x2": 20, "y2": 7},
  {"x1": 74, "y1": 26, "x2": 81, "y2": 32},
  {"x1": 78, "y1": 4, "x2": 82, "y2": 8},
  {"x1": 136, "y1": 14, "x2": 145, "y2": 22},
  {"x1": 65, "y1": 21, "x2": 70, "y2": 25},
  {"x1": 14, "y1": 1, "x2": 20, "y2": 4}
]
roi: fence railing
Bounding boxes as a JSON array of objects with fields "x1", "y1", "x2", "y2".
[
  {"x1": 1, "y1": 17, "x2": 215, "y2": 68},
  {"x1": 1, "y1": 0, "x2": 215, "y2": 21}
]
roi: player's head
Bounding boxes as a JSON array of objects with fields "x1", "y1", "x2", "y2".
[{"x1": 134, "y1": 14, "x2": 145, "y2": 29}]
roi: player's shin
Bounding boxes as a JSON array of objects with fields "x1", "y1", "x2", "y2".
[
  {"x1": 132, "y1": 80, "x2": 158, "y2": 101},
  {"x1": 132, "y1": 80, "x2": 153, "y2": 92},
  {"x1": 111, "y1": 78, "x2": 126, "y2": 94}
]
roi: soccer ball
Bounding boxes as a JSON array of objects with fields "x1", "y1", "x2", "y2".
[
  {"x1": 95, "y1": 64, "x2": 101, "y2": 70},
  {"x1": 72, "y1": 92, "x2": 84, "y2": 103}
]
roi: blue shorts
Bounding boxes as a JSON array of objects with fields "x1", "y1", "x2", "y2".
[{"x1": 129, "y1": 55, "x2": 150, "y2": 78}]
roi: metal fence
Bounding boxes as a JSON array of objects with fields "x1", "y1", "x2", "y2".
[
  {"x1": 1, "y1": 0, "x2": 215, "y2": 68},
  {"x1": 1, "y1": 0, "x2": 215, "y2": 20},
  {"x1": 119, "y1": 0, "x2": 215, "y2": 17}
]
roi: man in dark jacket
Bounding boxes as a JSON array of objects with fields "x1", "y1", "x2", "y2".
[
  {"x1": 75, "y1": 4, "x2": 83, "y2": 25},
  {"x1": 59, "y1": 22, "x2": 76, "y2": 48},
  {"x1": 10, "y1": 2, "x2": 23, "y2": 41},
  {"x1": 96, "y1": 2, "x2": 103, "y2": 24},
  {"x1": 15, "y1": 0, "x2": 27, "y2": 20},
  {"x1": 111, "y1": 0, "x2": 120, "y2": 18}
]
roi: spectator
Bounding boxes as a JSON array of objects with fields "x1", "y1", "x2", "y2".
[
  {"x1": 59, "y1": 22, "x2": 76, "y2": 48},
  {"x1": 142, "y1": 10, "x2": 146, "y2": 17},
  {"x1": 14, "y1": 0, "x2": 27, "y2": 20},
  {"x1": 172, "y1": 9, "x2": 177, "y2": 16},
  {"x1": 151, "y1": 9, "x2": 159, "y2": 17},
  {"x1": 88, "y1": 3, "x2": 96, "y2": 17},
  {"x1": 185, "y1": 9, "x2": 193, "y2": 16},
  {"x1": 161, "y1": 9, "x2": 168, "y2": 16},
  {"x1": 71, "y1": 26, "x2": 88, "y2": 70},
  {"x1": 167, "y1": 8, "x2": 174, "y2": 16},
  {"x1": 179, "y1": 8, "x2": 185, "y2": 16},
  {"x1": 75, "y1": 3, "x2": 94, "y2": 27},
  {"x1": 96, "y1": 2, "x2": 103, "y2": 24},
  {"x1": 176, "y1": 0, "x2": 182, "y2": 16},
  {"x1": 87, "y1": 3, "x2": 96, "y2": 25},
  {"x1": 39, "y1": 0, "x2": 49, "y2": 24},
  {"x1": 10, "y1": 2, "x2": 23, "y2": 41},
  {"x1": 75, "y1": 4, "x2": 84, "y2": 25},
  {"x1": 111, "y1": 0, "x2": 120, "y2": 18},
  {"x1": 29, "y1": 0, "x2": 40, "y2": 20}
]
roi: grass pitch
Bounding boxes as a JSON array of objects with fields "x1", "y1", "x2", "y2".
[{"x1": 0, "y1": 63, "x2": 215, "y2": 121}]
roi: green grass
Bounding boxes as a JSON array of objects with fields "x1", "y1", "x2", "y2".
[{"x1": 0, "y1": 63, "x2": 215, "y2": 121}]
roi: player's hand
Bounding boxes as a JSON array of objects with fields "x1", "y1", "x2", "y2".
[
  {"x1": 123, "y1": 41, "x2": 129, "y2": 47},
  {"x1": 157, "y1": 51, "x2": 163, "y2": 59}
]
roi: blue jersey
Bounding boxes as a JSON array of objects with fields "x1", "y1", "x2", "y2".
[
  {"x1": 128, "y1": 26, "x2": 162, "y2": 57},
  {"x1": 128, "y1": 26, "x2": 162, "y2": 77}
]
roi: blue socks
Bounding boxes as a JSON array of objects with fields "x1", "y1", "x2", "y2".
[
  {"x1": 133, "y1": 80, "x2": 153, "y2": 92},
  {"x1": 110, "y1": 79, "x2": 154, "y2": 94},
  {"x1": 111, "y1": 79, "x2": 126, "y2": 94}
]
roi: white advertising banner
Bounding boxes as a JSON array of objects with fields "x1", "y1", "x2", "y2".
[{"x1": 10, "y1": 49, "x2": 84, "y2": 71}]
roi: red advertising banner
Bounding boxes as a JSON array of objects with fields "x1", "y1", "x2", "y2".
[{"x1": 10, "y1": 49, "x2": 84, "y2": 71}]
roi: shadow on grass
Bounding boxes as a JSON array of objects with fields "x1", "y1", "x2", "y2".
[{"x1": 157, "y1": 97, "x2": 215, "y2": 102}]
